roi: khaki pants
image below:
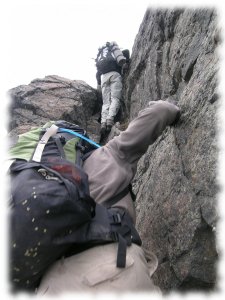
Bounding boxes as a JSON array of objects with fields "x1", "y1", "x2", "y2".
[
  {"x1": 38, "y1": 243, "x2": 161, "y2": 295},
  {"x1": 101, "y1": 71, "x2": 122, "y2": 123}
]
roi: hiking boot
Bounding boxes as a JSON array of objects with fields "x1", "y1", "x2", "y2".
[
  {"x1": 106, "y1": 119, "x2": 114, "y2": 132},
  {"x1": 100, "y1": 122, "x2": 106, "y2": 135}
]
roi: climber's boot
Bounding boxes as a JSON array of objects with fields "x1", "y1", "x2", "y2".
[
  {"x1": 106, "y1": 118, "x2": 114, "y2": 132},
  {"x1": 100, "y1": 122, "x2": 106, "y2": 135}
]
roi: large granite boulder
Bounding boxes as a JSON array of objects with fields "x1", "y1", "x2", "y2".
[
  {"x1": 8, "y1": 75, "x2": 102, "y2": 142},
  {"x1": 124, "y1": 8, "x2": 219, "y2": 291}
]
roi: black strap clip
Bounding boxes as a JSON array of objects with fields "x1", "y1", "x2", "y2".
[{"x1": 113, "y1": 213, "x2": 122, "y2": 224}]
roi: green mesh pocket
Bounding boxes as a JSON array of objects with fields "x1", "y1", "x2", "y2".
[
  {"x1": 9, "y1": 127, "x2": 42, "y2": 161},
  {"x1": 63, "y1": 137, "x2": 79, "y2": 163}
]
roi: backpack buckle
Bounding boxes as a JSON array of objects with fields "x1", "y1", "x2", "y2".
[{"x1": 113, "y1": 213, "x2": 122, "y2": 224}]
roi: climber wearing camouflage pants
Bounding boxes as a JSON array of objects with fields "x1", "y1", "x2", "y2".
[
  {"x1": 101, "y1": 71, "x2": 122, "y2": 128},
  {"x1": 95, "y1": 41, "x2": 127, "y2": 133}
]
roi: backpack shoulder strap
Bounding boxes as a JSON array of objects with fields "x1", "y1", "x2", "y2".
[
  {"x1": 103, "y1": 186, "x2": 130, "y2": 208},
  {"x1": 103, "y1": 184, "x2": 136, "y2": 208}
]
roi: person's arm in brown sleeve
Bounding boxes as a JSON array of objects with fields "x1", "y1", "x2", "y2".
[{"x1": 108, "y1": 100, "x2": 180, "y2": 166}]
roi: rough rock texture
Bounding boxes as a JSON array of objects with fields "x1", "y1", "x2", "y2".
[
  {"x1": 8, "y1": 75, "x2": 102, "y2": 142},
  {"x1": 124, "y1": 9, "x2": 219, "y2": 292},
  {"x1": 8, "y1": 8, "x2": 219, "y2": 293}
]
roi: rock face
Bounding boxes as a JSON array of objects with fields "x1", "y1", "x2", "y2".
[
  {"x1": 8, "y1": 75, "x2": 102, "y2": 142},
  {"x1": 124, "y1": 9, "x2": 219, "y2": 291},
  {"x1": 8, "y1": 9, "x2": 219, "y2": 293}
]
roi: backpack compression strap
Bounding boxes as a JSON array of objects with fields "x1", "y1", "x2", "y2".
[
  {"x1": 32, "y1": 124, "x2": 59, "y2": 162},
  {"x1": 109, "y1": 208, "x2": 141, "y2": 268}
]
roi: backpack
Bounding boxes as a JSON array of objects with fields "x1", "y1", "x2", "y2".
[
  {"x1": 95, "y1": 43, "x2": 115, "y2": 72},
  {"x1": 8, "y1": 120, "x2": 141, "y2": 291},
  {"x1": 95, "y1": 42, "x2": 128, "y2": 72}
]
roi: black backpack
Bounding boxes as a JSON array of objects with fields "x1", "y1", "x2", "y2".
[
  {"x1": 9, "y1": 121, "x2": 141, "y2": 291},
  {"x1": 95, "y1": 43, "x2": 116, "y2": 71}
]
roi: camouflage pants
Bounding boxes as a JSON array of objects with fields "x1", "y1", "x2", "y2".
[{"x1": 101, "y1": 71, "x2": 122, "y2": 123}]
